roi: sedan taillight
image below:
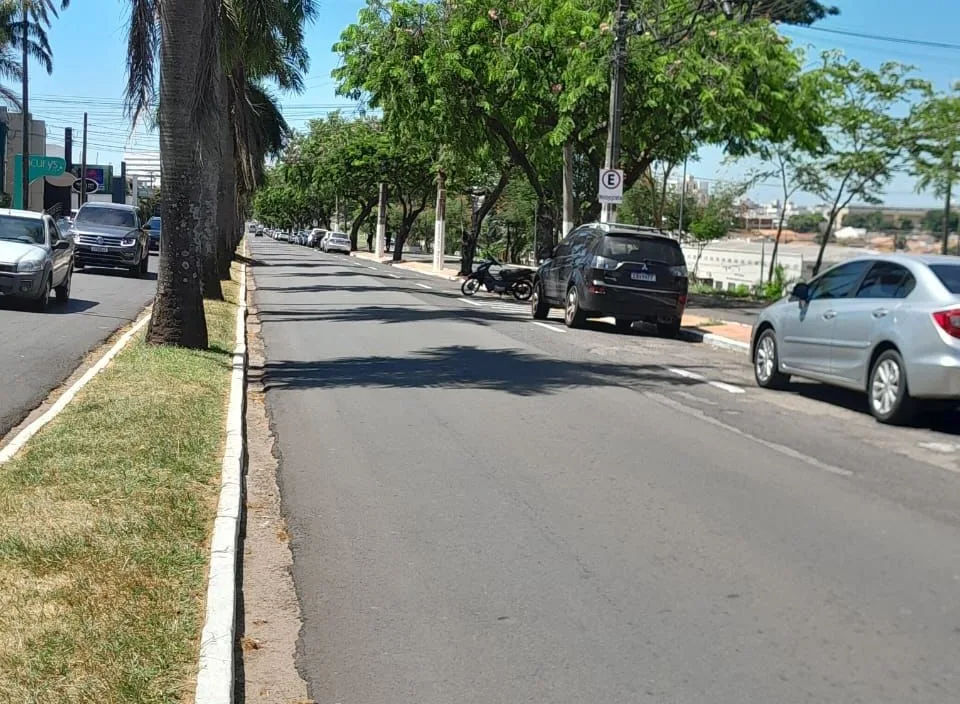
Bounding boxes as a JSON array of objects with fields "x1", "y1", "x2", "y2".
[{"x1": 932, "y1": 308, "x2": 960, "y2": 339}]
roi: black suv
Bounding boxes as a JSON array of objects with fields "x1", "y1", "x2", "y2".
[{"x1": 531, "y1": 223, "x2": 689, "y2": 336}]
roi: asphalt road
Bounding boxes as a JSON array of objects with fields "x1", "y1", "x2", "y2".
[
  {"x1": 0, "y1": 256, "x2": 157, "y2": 437},
  {"x1": 252, "y1": 237, "x2": 960, "y2": 704}
]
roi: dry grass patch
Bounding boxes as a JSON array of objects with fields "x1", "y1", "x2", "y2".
[{"x1": 0, "y1": 263, "x2": 243, "y2": 703}]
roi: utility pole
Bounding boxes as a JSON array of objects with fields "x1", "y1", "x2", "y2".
[
  {"x1": 433, "y1": 169, "x2": 446, "y2": 272},
  {"x1": 562, "y1": 141, "x2": 575, "y2": 236},
  {"x1": 20, "y1": 0, "x2": 29, "y2": 210},
  {"x1": 375, "y1": 182, "x2": 387, "y2": 259},
  {"x1": 600, "y1": 0, "x2": 630, "y2": 225},
  {"x1": 80, "y1": 112, "x2": 88, "y2": 205},
  {"x1": 678, "y1": 157, "x2": 687, "y2": 235}
]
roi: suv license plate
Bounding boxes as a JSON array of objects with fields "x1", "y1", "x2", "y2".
[
  {"x1": 631, "y1": 272, "x2": 656, "y2": 282},
  {"x1": 91, "y1": 246, "x2": 109, "y2": 253}
]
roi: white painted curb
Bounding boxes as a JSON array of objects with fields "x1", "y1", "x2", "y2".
[
  {"x1": 194, "y1": 262, "x2": 248, "y2": 704},
  {"x1": 0, "y1": 312, "x2": 152, "y2": 465}
]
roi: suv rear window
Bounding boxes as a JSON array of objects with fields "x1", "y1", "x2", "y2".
[
  {"x1": 930, "y1": 264, "x2": 960, "y2": 294},
  {"x1": 601, "y1": 235, "x2": 684, "y2": 266}
]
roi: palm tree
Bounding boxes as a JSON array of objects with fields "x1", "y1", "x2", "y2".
[
  {"x1": 10, "y1": 0, "x2": 69, "y2": 210},
  {"x1": 125, "y1": 0, "x2": 220, "y2": 347}
]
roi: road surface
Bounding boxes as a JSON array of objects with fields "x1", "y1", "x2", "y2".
[
  {"x1": 251, "y1": 237, "x2": 960, "y2": 704},
  {"x1": 0, "y1": 256, "x2": 157, "y2": 437}
]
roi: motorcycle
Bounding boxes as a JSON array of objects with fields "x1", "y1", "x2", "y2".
[{"x1": 461, "y1": 258, "x2": 534, "y2": 301}]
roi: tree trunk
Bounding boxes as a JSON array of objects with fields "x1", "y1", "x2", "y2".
[
  {"x1": 459, "y1": 170, "x2": 511, "y2": 275},
  {"x1": 767, "y1": 207, "x2": 787, "y2": 283},
  {"x1": 198, "y1": 33, "x2": 224, "y2": 300},
  {"x1": 148, "y1": 0, "x2": 211, "y2": 348},
  {"x1": 534, "y1": 197, "x2": 556, "y2": 261},
  {"x1": 216, "y1": 74, "x2": 238, "y2": 281},
  {"x1": 813, "y1": 210, "x2": 839, "y2": 277},
  {"x1": 942, "y1": 182, "x2": 952, "y2": 256},
  {"x1": 349, "y1": 198, "x2": 376, "y2": 250}
]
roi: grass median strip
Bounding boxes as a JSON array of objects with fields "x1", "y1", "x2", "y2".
[{"x1": 0, "y1": 269, "x2": 240, "y2": 703}]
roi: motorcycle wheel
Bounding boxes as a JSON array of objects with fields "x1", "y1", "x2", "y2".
[
  {"x1": 512, "y1": 279, "x2": 533, "y2": 301},
  {"x1": 461, "y1": 277, "x2": 482, "y2": 296}
]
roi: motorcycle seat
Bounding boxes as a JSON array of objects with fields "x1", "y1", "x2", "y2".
[{"x1": 499, "y1": 267, "x2": 530, "y2": 280}]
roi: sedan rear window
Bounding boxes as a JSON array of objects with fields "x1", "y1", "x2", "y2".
[
  {"x1": 930, "y1": 264, "x2": 960, "y2": 294},
  {"x1": 601, "y1": 235, "x2": 684, "y2": 266}
]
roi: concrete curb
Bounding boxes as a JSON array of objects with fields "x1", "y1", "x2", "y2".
[
  {"x1": 681, "y1": 328, "x2": 751, "y2": 353},
  {"x1": 194, "y1": 261, "x2": 248, "y2": 704},
  {"x1": 0, "y1": 311, "x2": 152, "y2": 466}
]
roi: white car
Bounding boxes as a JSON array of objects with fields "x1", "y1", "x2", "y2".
[
  {"x1": 0, "y1": 209, "x2": 75, "y2": 311},
  {"x1": 321, "y1": 231, "x2": 351, "y2": 254}
]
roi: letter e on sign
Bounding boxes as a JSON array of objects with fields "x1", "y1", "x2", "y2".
[{"x1": 598, "y1": 168, "x2": 624, "y2": 204}]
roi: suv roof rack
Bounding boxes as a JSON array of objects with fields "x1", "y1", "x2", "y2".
[{"x1": 593, "y1": 222, "x2": 670, "y2": 236}]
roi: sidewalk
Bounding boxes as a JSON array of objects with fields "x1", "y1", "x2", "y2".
[{"x1": 681, "y1": 313, "x2": 752, "y2": 350}]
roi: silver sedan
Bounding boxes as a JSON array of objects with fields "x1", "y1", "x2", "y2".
[{"x1": 751, "y1": 254, "x2": 960, "y2": 423}]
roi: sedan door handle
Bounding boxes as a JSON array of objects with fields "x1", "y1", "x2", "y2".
[
  {"x1": 822, "y1": 310, "x2": 838, "y2": 320},
  {"x1": 872, "y1": 308, "x2": 889, "y2": 319}
]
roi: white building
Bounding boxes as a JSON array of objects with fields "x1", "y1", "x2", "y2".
[{"x1": 682, "y1": 239, "x2": 872, "y2": 291}]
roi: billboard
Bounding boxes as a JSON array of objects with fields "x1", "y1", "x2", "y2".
[{"x1": 70, "y1": 164, "x2": 113, "y2": 194}]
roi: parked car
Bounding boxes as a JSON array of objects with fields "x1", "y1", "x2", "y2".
[
  {"x1": 70, "y1": 202, "x2": 150, "y2": 277},
  {"x1": 307, "y1": 228, "x2": 325, "y2": 247},
  {"x1": 146, "y1": 216, "x2": 161, "y2": 251},
  {"x1": 751, "y1": 254, "x2": 960, "y2": 424},
  {"x1": 321, "y1": 231, "x2": 352, "y2": 254},
  {"x1": 531, "y1": 222, "x2": 688, "y2": 335},
  {"x1": 0, "y1": 209, "x2": 74, "y2": 310}
]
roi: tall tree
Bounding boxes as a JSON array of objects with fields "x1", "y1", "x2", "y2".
[
  {"x1": 126, "y1": 0, "x2": 221, "y2": 347},
  {"x1": 906, "y1": 85, "x2": 960, "y2": 255},
  {"x1": 804, "y1": 53, "x2": 928, "y2": 275}
]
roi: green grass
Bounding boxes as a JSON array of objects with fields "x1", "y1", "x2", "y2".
[{"x1": 0, "y1": 266, "x2": 241, "y2": 703}]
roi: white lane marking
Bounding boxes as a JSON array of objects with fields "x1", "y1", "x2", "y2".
[
  {"x1": 387, "y1": 273, "x2": 400, "y2": 278},
  {"x1": 663, "y1": 366, "x2": 745, "y2": 395},
  {"x1": 416, "y1": 283, "x2": 433, "y2": 289},
  {"x1": 532, "y1": 321, "x2": 567, "y2": 333},
  {"x1": 647, "y1": 392, "x2": 854, "y2": 478},
  {"x1": 0, "y1": 312, "x2": 152, "y2": 465},
  {"x1": 460, "y1": 297, "x2": 484, "y2": 306},
  {"x1": 367, "y1": 266, "x2": 379, "y2": 270}
]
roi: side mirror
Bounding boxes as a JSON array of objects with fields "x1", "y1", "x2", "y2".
[
  {"x1": 54, "y1": 239, "x2": 70, "y2": 250},
  {"x1": 791, "y1": 281, "x2": 810, "y2": 302}
]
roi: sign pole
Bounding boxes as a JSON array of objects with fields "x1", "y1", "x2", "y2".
[
  {"x1": 600, "y1": 0, "x2": 630, "y2": 225},
  {"x1": 80, "y1": 112, "x2": 88, "y2": 205},
  {"x1": 20, "y1": 0, "x2": 29, "y2": 210}
]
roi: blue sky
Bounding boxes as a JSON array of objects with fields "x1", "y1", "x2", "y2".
[{"x1": 29, "y1": 0, "x2": 960, "y2": 207}]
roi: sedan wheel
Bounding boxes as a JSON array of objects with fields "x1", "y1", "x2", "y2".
[
  {"x1": 869, "y1": 349, "x2": 914, "y2": 424},
  {"x1": 753, "y1": 329, "x2": 789, "y2": 389},
  {"x1": 32, "y1": 276, "x2": 51, "y2": 312},
  {"x1": 55, "y1": 266, "x2": 72, "y2": 303},
  {"x1": 531, "y1": 283, "x2": 549, "y2": 320}
]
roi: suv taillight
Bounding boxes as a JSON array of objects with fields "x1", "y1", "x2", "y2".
[{"x1": 932, "y1": 308, "x2": 960, "y2": 338}]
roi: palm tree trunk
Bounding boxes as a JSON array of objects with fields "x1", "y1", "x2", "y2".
[
  {"x1": 147, "y1": 0, "x2": 211, "y2": 348},
  {"x1": 217, "y1": 73, "x2": 239, "y2": 281},
  {"x1": 198, "y1": 40, "x2": 224, "y2": 300}
]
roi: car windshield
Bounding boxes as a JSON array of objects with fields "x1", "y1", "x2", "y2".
[
  {"x1": 331, "y1": 233, "x2": 348, "y2": 240},
  {"x1": 75, "y1": 206, "x2": 136, "y2": 228},
  {"x1": 0, "y1": 216, "x2": 45, "y2": 245},
  {"x1": 930, "y1": 264, "x2": 960, "y2": 294},
  {"x1": 601, "y1": 235, "x2": 684, "y2": 266}
]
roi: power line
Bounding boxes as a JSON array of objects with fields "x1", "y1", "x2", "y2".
[{"x1": 793, "y1": 25, "x2": 960, "y2": 53}]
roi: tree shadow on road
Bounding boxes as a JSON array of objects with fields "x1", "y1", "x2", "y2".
[
  {"x1": 257, "y1": 304, "x2": 522, "y2": 326},
  {"x1": 256, "y1": 345, "x2": 718, "y2": 397}
]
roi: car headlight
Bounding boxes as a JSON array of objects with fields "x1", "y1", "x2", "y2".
[
  {"x1": 17, "y1": 259, "x2": 42, "y2": 272},
  {"x1": 120, "y1": 238, "x2": 136, "y2": 246}
]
